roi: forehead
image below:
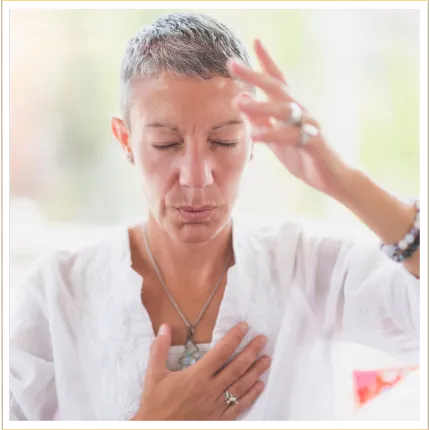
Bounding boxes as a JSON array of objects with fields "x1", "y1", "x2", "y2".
[{"x1": 129, "y1": 74, "x2": 247, "y2": 126}]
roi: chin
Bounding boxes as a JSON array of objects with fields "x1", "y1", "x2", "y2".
[
  {"x1": 165, "y1": 209, "x2": 231, "y2": 244},
  {"x1": 177, "y1": 223, "x2": 219, "y2": 243}
]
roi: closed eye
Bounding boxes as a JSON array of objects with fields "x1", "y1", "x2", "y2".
[
  {"x1": 210, "y1": 140, "x2": 239, "y2": 148},
  {"x1": 151, "y1": 143, "x2": 181, "y2": 151},
  {"x1": 151, "y1": 141, "x2": 239, "y2": 150}
]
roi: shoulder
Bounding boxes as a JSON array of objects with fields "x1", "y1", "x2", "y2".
[
  {"x1": 17, "y1": 227, "x2": 130, "y2": 305},
  {"x1": 233, "y1": 214, "x2": 367, "y2": 281},
  {"x1": 234, "y1": 213, "x2": 353, "y2": 255}
]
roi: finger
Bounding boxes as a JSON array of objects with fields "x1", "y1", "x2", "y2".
[
  {"x1": 237, "y1": 96, "x2": 311, "y2": 129},
  {"x1": 252, "y1": 114, "x2": 321, "y2": 144},
  {"x1": 233, "y1": 93, "x2": 272, "y2": 128},
  {"x1": 236, "y1": 99, "x2": 290, "y2": 123},
  {"x1": 245, "y1": 112, "x2": 273, "y2": 131},
  {"x1": 232, "y1": 58, "x2": 309, "y2": 116},
  {"x1": 254, "y1": 39, "x2": 287, "y2": 85},
  {"x1": 222, "y1": 380, "x2": 265, "y2": 421},
  {"x1": 213, "y1": 334, "x2": 267, "y2": 391},
  {"x1": 146, "y1": 323, "x2": 172, "y2": 380},
  {"x1": 216, "y1": 355, "x2": 271, "y2": 409},
  {"x1": 228, "y1": 59, "x2": 288, "y2": 100},
  {"x1": 252, "y1": 123, "x2": 301, "y2": 144},
  {"x1": 194, "y1": 322, "x2": 249, "y2": 375}
]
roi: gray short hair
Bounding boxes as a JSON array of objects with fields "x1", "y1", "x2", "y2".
[{"x1": 119, "y1": 13, "x2": 252, "y2": 123}]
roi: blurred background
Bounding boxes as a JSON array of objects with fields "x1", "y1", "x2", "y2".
[{"x1": 9, "y1": 8, "x2": 420, "y2": 420}]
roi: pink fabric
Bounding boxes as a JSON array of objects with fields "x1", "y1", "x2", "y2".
[{"x1": 354, "y1": 367, "x2": 418, "y2": 406}]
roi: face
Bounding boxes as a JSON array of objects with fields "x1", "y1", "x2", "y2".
[{"x1": 112, "y1": 74, "x2": 253, "y2": 243}]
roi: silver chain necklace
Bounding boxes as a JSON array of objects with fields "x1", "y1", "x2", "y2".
[{"x1": 143, "y1": 227, "x2": 231, "y2": 369}]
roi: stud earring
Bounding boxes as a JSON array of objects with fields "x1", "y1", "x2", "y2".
[{"x1": 126, "y1": 152, "x2": 135, "y2": 165}]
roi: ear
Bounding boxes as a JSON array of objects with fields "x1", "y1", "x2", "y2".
[{"x1": 111, "y1": 117, "x2": 134, "y2": 163}]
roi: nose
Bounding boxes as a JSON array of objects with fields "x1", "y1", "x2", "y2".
[{"x1": 179, "y1": 146, "x2": 214, "y2": 189}]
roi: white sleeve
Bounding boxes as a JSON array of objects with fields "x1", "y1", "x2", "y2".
[
  {"x1": 295, "y1": 230, "x2": 420, "y2": 363},
  {"x1": 10, "y1": 256, "x2": 58, "y2": 420}
]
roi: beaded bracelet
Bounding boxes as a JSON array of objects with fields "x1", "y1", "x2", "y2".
[
  {"x1": 380, "y1": 199, "x2": 420, "y2": 262},
  {"x1": 392, "y1": 234, "x2": 420, "y2": 262}
]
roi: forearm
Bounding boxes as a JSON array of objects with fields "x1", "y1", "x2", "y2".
[{"x1": 338, "y1": 168, "x2": 419, "y2": 278}]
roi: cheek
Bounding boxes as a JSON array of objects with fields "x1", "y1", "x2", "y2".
[
  {"x1": 226, "y1": 140, "x2": 250, "y2": 168},
  {"x1": 215, "y1": 147, "x2": 249, "y2": 187},
  {"x1": 137, "y1": 148, "x2": 177, "y2": 196}
]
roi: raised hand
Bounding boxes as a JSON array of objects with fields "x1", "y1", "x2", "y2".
[{"x1": 228, "y1": 39, "x2": 353, "y2": 201}]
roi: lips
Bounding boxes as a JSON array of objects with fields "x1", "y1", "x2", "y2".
[
  {"x1": 179, "y1": 206, "x2": 216, "y2": 212},
  {"x1": 174, "y1": 206, "x2": 217, "y2": 222}
]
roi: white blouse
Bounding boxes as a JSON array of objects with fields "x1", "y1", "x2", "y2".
[{"x1": 9, "y1": 217, "x2": 420, "y2": 421}]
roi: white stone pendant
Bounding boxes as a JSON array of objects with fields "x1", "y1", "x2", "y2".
[{"x1": 179, "y1": 338, "x2": 200, "y2": 369}]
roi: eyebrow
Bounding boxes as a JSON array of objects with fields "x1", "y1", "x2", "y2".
[
  {"x1": 145, "y1": 120, "x2": 244, "y2": 132},
  {"x1": 212, "y1": 120, "x2": 244, "y2": 130},
  {"x1": 145, "y1": 122, "x2": 180, "y2": 133}
]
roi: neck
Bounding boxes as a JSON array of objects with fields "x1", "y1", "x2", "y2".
[{"x1": 141, "y1": 215, "x2": 234, "y2": 292}]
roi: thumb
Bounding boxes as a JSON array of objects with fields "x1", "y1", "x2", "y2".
[{"x1": 147, "y1": 323, "x2": 172, "y2": 379}]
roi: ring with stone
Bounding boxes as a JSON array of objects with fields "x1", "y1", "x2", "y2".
[
  {"x1": 224, "y1": 390, "x2": 239, "y2": 406},
  {"x1": 300, "y1": 123, "x2": 319, "y2": 147},
  {"x1": 285, "y1": 102, "x2": 303, "y2": 127}
]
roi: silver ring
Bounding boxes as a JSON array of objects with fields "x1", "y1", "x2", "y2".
[
  {"x1": 285, "y1": 102, "x2": 303, "y2": 127},
  {"x1": 300, "y1": 123, "x2": 319, "y2": 146},
  {"x1": 224, "y1": 390, "x2": 239, "y2": 406}
]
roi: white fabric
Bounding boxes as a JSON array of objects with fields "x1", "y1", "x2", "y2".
[{"x1": 9, "y1": 217, "x2": 420, "y2": 421}]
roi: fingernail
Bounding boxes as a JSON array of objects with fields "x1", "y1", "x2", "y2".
[
  {"x1": 262, "y1": 356, "x2": 271, "y2": 365},
  {"x1": 158, "y1": 324, "x2": 168, "y2": 336},
  {"x1": 260, "y1": 335, "x2": 268, "y2": 346},
  {"x1": 239, "y1": 322, "x2": 248, "y2": 334}
]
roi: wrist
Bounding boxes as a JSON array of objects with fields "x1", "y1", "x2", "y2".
[
  {"x1": 329, "y1": 166, "x2": 364, "y2": 206},
  {"x1": 334, "y1": 168, "x2": 418, "y2": 242}
]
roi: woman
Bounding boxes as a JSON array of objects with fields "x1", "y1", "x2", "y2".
[{"x1": 10, "y1": 13, "x2": 420, "y2": 421}]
